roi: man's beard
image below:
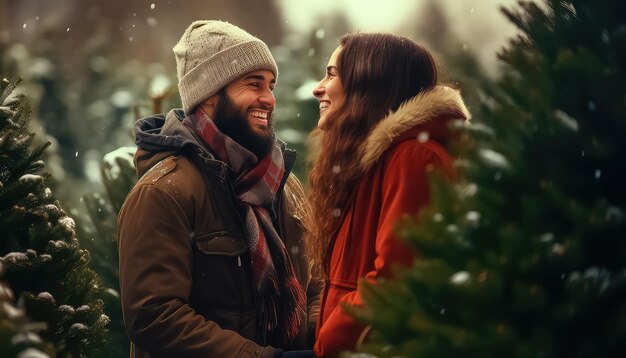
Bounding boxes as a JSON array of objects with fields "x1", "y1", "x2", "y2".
[{"x1": 212, "y1": 91, "x2": 275, "y2": 159}]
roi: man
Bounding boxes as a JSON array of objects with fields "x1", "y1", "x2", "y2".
[{"x1": 118, "y1": 20, "x2": 320, "y2": 358}]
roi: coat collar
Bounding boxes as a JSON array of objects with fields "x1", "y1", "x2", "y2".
[{"x1": 358, "y1": 85, "x2": 470, "y2": 172}]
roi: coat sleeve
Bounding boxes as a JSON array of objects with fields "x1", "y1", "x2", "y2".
[
  {"x1": 118, "y1": 182, "x2": 277, "y2": 358},
  {"x1": 314, "y1": 142, "x2": 455, "y2": 358}
]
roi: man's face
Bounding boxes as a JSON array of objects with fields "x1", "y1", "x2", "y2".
[{"x1": 212, "y1": 69, "x2": 277, "y2": 158}]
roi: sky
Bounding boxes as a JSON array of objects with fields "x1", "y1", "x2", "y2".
[{"x1": 278, "y1": 0, "x2": 521, "y2": 74}]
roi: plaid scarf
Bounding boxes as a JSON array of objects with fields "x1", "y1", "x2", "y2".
[{"x1": 185, "y1": 108, "x2": 305, "y2": 342}]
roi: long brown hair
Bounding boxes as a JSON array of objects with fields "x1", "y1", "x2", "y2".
[{"x1": 307, "y1": 33, "x2": 438, "y2": 273}]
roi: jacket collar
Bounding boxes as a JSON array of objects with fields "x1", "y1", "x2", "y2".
[
  {"x1": 133, "y1": 109, "x2": 296, "y2": 185},
  {"x1": 358, "y1": 85, "x2": 470, "y2": 172}
]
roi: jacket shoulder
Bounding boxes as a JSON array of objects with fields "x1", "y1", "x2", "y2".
[
  {"x1": 135, "y1": 155, "x2": 205, "y2": 195},
  {"x1": 137, "y1": 156, "x2": 178, "y2": 184},
  {"x1": 383, "y1": 138, "x2": 455, "y2": 179},
  {"x1": 390, "y1": 137, "x2": 451, "y2": 161}
]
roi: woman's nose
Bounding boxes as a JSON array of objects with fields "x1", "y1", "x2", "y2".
[{"x1": 313, "y1": 81, "x2": 325, "y2": 98}]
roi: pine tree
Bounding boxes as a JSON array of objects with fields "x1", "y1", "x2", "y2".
[
  {"x1": 78, "y1": 146, "x2": 137, "y2": 357},
  {"x1": 350, "y1": 1, "x2": 626, "y2": 357},
  {"x1": 0, "y1": 78, "x2": 109, "y2": 357},
  {"x1": 0, "y1": 262, "x2": 55, "y2": 357}
]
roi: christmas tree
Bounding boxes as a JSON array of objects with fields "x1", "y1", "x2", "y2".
[
  {"x1": 351, "y1": 1, "x2": 626, "y2": 357},
  {"x1": 0, "y1": 78, "x2": 109, "y2": 357},
  {"x1": 0, "y1": 262, "x2": 54, "y2": 357},
  {"x1": 78, "y1": 146, "x2": 137, "y2": 357}
]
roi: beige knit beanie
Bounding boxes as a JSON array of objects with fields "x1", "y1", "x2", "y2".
[{"x1": 173, "y1": 20, "x2": 278, "y2": 114}]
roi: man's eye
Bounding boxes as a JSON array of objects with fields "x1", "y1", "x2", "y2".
[{"x1": 249, "y1": 82, "x2": 260, "y2": 88}]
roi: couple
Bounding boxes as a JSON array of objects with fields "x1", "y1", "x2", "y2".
[{"x1": 117, "y1": 20, "x2": 470, "y2": 358}]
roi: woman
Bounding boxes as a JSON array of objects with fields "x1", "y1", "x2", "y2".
[{"x1": 308, "y1": 33, "x2": 470, "y2": 357}]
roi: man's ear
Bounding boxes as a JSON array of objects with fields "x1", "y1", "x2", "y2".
[{"x1": 198, "y1": 94, "x2": 219, "y2": 118}]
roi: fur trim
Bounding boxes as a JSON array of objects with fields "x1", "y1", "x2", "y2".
[{"x1": 358, "y1": 85, "x2": 470, "y2": 172}]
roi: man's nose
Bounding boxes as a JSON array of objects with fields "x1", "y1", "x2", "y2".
[{"x1": 259, "y1": 88, "x2": 276, "y2": 107}]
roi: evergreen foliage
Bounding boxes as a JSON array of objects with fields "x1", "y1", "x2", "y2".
[
  {"x1": 78, "y1": 146, "x2": 137, "y2": 357},
  {"x1": 351, "y1": 1, "x2": 626, "y2": 357},
  {"x1": 0, "y1": 78, "x2": 109, "y2": 357}
]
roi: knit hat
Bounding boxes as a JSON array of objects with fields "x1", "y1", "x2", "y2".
[{"x1": 173, "y1": 20, "x2": 278, "y2": 114}]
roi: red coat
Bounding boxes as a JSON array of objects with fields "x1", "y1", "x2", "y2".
[{"x1": 314, "y1": 86, "x2": 470, "y2": 357}]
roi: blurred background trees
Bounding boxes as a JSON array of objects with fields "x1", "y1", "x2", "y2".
[{"x1": 8, "y1": 0, "x2": 601, "y2": 356}]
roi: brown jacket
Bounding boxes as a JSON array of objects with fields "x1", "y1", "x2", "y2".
[{"x1": 118, "y1": 110, "x2": 321, "y2": 358}]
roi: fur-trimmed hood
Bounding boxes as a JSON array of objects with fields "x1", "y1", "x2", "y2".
[{"x1": 358, "y1": 85, "x2": 470, "y2": 172}]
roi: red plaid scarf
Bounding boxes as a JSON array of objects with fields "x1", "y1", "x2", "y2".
[{"x1": 185, "y1": 108, "x2": 305, "y2": 342}]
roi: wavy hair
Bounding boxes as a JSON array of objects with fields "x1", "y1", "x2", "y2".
[{"x1": 307, "y1": 33, "x2": 438, "y2": 273}]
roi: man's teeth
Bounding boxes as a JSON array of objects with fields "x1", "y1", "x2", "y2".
[{"x1": 250, "y1": 111, "x2": 268, "y2": 119}]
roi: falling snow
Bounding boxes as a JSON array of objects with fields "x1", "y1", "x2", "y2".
[
  {"x1": 540, "y1": 233, "x2": 555, "y2": 242},
  {"x1": 417, "y1": 131, "x2": 430, "y2": 143},
  {"x1": 554, "y1": 109, "x2": 579, "y2": 131},
  {"x1": 588, "y1": 101, "x2": 596, "y2": 112},
  {"x1": 450, "y1": 271, "x2": 470, "y2": 285},
  {"x1": 551, "y1": 243, "x2": 565, "y2": 256},
  {"x1": 478, "y1": 148, "x2": 510, "y2": 169},
  {"x1": 465, "y1": 211, "x2": 481, "y2": 225}
]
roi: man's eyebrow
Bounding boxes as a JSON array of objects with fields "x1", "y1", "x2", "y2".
[{"x1": 243, "y1": 74, "x2": 276, "y2": 84}]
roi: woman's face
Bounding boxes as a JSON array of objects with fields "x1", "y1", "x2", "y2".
[{"x1": 313, "y1": 46, "x2": 345, "y2": 130}]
